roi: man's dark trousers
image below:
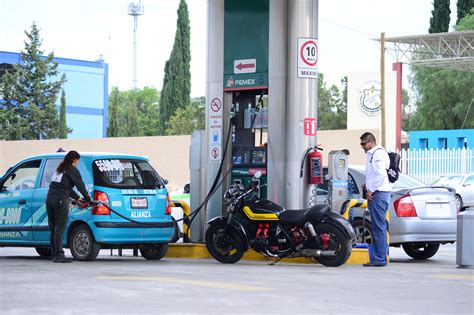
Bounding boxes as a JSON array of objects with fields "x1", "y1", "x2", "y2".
[{"x1": 368, "y1": 191, "x2": 390, "y2": 264}]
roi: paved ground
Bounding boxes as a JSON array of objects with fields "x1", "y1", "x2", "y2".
[{"x1": 0, "y1": 244, "x2": 472, "y2": 314}]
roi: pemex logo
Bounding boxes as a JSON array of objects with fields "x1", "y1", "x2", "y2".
[{"x1": 226, "y1": 76, "x2": 235, "y2": 87}]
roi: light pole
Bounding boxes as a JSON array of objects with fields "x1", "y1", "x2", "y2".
[{"x1": 128, "y1": 1, "x2": 144, "y2": 89}]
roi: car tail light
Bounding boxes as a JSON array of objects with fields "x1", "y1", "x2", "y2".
[
  {"x1": 92, "y1": 191, "x2": 110, "y2": 215},
  {"x1": 394, "y1": 194, "x2": 417, "y2": 217},
  {"x1": 166, "y1": 194, "x2": 172, "y2": 215}
]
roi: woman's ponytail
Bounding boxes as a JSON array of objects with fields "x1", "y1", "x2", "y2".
[{"x1": 57, "y1": 150, "x2": 81, "y2": 173}]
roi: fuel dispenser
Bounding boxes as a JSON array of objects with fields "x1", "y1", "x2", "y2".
[
  {"x1": 230, "y1": 91, "x2": 268, "y2": 198},
  {"x1": 327, "y1": 150, "x2": 350, "y2": 213}
]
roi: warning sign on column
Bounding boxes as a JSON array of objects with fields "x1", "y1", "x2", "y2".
[
  {"x1": 208, "y1": 96, "x2": 223, "y2": 163},
  {"x1": 210, "y1": 146, "x2": 220, "y2": 161},
  {"x1": 297, "y1": 37, "x2": 318, "y2": 79}
]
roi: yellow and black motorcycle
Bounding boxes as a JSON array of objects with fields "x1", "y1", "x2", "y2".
[{"x1": 205, "y1": 173, "x2": 356, "y2": 267}]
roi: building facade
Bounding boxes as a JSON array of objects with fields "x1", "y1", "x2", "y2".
[
  {"x1": 0, "y1": 51, "x2": 108, "y2": 139},
  {"x1": 409, "y1": 129, "x2": 474, "y2": 149}
]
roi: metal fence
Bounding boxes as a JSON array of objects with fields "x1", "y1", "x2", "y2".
[{"x1": 398, "y1": 148, "x2": 474, "y2": 184}]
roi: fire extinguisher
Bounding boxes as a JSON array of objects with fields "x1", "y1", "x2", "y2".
[{"x1": 300, "y1": 145, "x2": 323, "y2": 184}]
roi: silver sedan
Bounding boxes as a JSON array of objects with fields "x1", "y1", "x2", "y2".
[
  {"x1": 319, "y1": 166, "x2": 457, "y2": 260},
  {"x1": 431, "y1": 173, "x2": 474, "y2": 212}
]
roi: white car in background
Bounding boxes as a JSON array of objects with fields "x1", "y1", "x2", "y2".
[{"x1": 431, "y1": 173, "x2": 474, "y2": 212}]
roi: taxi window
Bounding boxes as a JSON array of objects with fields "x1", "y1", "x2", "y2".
[
  {"x1": 92, "y1": 159, "x2": 164, "y2": 189},
  {"x1": 1, "y1": 160, "x2": 41, "y2": 192},
  {"x1": 40, "y1": 159, "x2": 62, "y2": 188}
]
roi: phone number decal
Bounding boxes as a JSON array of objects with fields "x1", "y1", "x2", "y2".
[{"x1": 0, "y1": 207, "x2": 22, "y2": 225}]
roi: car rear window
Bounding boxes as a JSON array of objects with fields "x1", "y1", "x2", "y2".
[
  {"x1": 92, "y1": 159, "x2": 165, "y2": 189},
  {"x1": 392, "y1": 174, "x2": 425, "y2": 189}
]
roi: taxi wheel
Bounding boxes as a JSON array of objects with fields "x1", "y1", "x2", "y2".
[
  {"x1": 170, "y1": 217, "x2": 180, "y2": 243},
  {"x1": 69, "y1": 225, "x2": 101, "y2": 261},
  {"x1": 35, "y1": 247, "x2": 52, "y2": 257},
  {"x1": 140, "y1": 244, "x2": 169, "y2": 260}
]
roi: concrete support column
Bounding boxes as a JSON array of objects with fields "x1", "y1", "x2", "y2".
[
  {"x1": 267, "y1": 0, "x2": 288, "y2": 206},
  {"x1": 285, "y1": 0, "x2": 319, "y2": 209},
  {"x1": 205, "y1": 0, "x2": 225, "y2": 221},
  {"x1": 393, "y1": 62, "x2": 403, "y2": 151}
]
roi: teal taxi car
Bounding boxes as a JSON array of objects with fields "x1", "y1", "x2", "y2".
[{"x1": 0, "y1": 152, "x2": 175, "y2": 261}]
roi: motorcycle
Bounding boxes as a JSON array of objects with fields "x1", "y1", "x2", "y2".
[{"x1": 205, "y1": 172, "x2": 356, "y2": 267}]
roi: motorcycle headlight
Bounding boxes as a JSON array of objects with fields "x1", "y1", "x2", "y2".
[{"x1": 224, "y1": 185, "x2": 241, "y2": 201}]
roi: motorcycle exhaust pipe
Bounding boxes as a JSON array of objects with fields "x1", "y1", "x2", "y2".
[{"x1": 301, "y1": 249, "x2": 337, "y2": 257}]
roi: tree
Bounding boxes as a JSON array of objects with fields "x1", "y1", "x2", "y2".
[
  {"x1": 401, "y1": 88, "x2": 412, "y2": 131},
  {"x1": 429, "y1": 0, "x2": 451, "y2": 33},
  {"x1": 58, "y1": 89, "x2": 72, "y2": 139},
  {"x1": 165, "y1": 97, "x2": 205, "y2": 135},
  {"x1": 317, "y1": 74, "x2": 347, "y2": 130},
  {"x1": 457, "y1": 0, "x2": 474, "y2": 23},
  {"x1": 107, "y1": 87, "x2": 161, "y2": 137},
  {"x1": 107, "y1": 87, "x2": 120, "y2": 137},
  {"x1": 0, "y1": 22, "x2": 66, "y2": 140},
  {"x1": 158, "y1": 0, "x2": 191, "y2": 134},
  {"x1": 456, "y1": 8, "x2": 474, "y2": 30}
]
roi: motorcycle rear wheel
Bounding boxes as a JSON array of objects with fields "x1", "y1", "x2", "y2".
[
  {"x1": 205, "y1": 225, "x2": 245, "y2": 264},
  {"x1": 313, "y1": 223, "x2": 352, "y2": 267}
]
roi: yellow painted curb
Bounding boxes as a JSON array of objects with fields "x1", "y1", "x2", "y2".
[{"x1": 167, "y1": 243, "x2": 370, "y2": 265}]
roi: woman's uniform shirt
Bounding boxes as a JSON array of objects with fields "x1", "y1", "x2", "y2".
[{"x1": 47, "y1": 165, "x2": 92, "y2": 202}]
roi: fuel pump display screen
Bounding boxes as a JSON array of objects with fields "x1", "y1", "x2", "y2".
[
  {"x1": 311, "y1": 157, "x2": 322, "y2": 177},
  {"x1": 338, "y1": 159, "x2": 346, "y2": 169},
  {"x1": 251, "y1": 150, "x2": 266, "y2": 165},
  {"x1": 233, "y1": 151, "x2": 251, "y2": 165}
]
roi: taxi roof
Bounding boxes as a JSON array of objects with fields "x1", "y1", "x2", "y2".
[{"x1": 19, "y1": 152, "x2": 150, "y2": 161}]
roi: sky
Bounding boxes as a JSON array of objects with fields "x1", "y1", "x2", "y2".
[{"x1": 0, "y1": 0, "x2": 461, "y2": 97}]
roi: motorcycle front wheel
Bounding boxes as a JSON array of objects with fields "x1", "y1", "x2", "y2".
[
  {"x1": 313, "y1": 223, "x2": 352, "y2": 267},
  {"x1": 205, "y1": 225, "x2": 245, "y2": 264}
]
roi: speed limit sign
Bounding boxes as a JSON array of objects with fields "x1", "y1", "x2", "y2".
[{"x1": 297, "y1": 37, "x2": 318, "y2": 79}]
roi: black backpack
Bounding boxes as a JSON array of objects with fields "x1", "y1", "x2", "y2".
[{"x1": 371, "y1": 149, "x2": 401, "y2": 183}]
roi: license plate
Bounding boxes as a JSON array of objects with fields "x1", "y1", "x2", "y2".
[
  {"x1": 425, "y1": 202, "x2": 451, "y2": 218},
  {"x1": 131, "y1": 197, "x2": 148, "y2": 209}
]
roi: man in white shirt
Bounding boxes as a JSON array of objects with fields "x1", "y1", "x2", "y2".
[{"x1": 360, "y1": 132, "x2": 391, "y2": 267}]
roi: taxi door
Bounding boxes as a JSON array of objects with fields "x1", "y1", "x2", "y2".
[
  {"x1": 0, "y1": 159, "x2": 42, "y2": 242},
  {"x1": 31, "y1": 158, "x2": 62, "y2": 242}
]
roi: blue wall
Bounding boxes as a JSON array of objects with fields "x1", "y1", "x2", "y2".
[
  {"x1": 0, "y1": 51, "x2": 108, "y2": 138},
  {"x1": 409, "y1": 129, "x2": 474, "y2": 149}
]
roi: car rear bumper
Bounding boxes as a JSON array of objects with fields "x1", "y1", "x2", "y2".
[
  {"x1": 390, "y1": 218, "x2": 457, "y2": 244},
  {"x1": 92, "y1": 221, "x2": 174, "y2": 244}
]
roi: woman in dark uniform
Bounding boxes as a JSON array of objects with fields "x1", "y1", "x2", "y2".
[{"x1": 46, "y1": 151, "x2": 92, "y2": 263}]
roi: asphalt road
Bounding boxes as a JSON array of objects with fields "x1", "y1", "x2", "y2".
[{"x1": 0, "y1": 244, "x2": 472, "y2": 314}]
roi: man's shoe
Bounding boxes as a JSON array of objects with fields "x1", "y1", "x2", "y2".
[
  {"x1": 363, "y1": 262, "x2": 386, "y2": 267},
  {"x1": 53, "y1": 257, "x2": 72, "y2": 263}
]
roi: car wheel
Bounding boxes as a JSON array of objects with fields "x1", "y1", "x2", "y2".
[
  {"x1": 351, "y1": 220, "x2": 372, "y2": 244},
  {"x1": 455, "y1": 195, "x2": 463, "y2": 213},
  {"x1": 35, "y1": 247, "x2": 52, "y2": 257},
  {"x1": 402, "y1": 243, "x2": 440, "y2": 260},
  {"x1": 140, "y1": 244, "x2": 169, "y2": 260},
  {"x1": 69, "y1": 225, "x2": 101, "y2": 261}
]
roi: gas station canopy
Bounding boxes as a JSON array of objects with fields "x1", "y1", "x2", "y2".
[{"x1": 384, "y1": 31, "x2": 474, "y2": 72}]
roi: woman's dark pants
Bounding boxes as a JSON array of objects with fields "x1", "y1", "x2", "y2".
[{"x1": 46, "y1": 197, "x2": 69, "y2": 260}]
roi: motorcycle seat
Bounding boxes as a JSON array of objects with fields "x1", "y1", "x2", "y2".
[{"x1": 279, "y1": 204, "x2": 330, "y2": 225}]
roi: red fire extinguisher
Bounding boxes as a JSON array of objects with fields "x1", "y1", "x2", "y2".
[{"x1": 300, "y1": 145, "x2": 323, "y2": 184}]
